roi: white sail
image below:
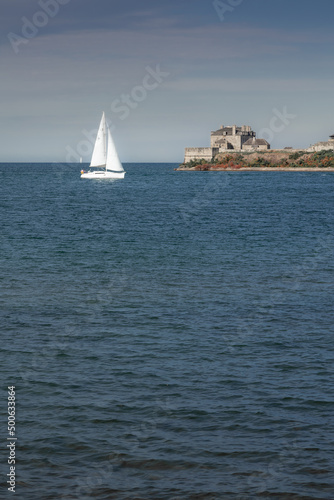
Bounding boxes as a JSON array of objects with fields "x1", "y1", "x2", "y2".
[
  {"x1": 106, "y1": 126, "x2": 124, "y2": 172},
  {"x1": 81, "y1": 112, "x2": 125, "y2": 179},
  {"x1": 90, "y1": 112, "x2": 107, "y2": 167}
]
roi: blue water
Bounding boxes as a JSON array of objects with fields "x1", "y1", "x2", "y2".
[{"x1": 1, "y1": 163, "x2": 334, "y2": 499}]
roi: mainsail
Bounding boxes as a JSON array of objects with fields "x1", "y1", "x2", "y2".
[{"x1": 90, "y1": 112, "x2": 107, "y2": 168}]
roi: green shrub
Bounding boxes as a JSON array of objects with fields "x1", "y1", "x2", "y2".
[{"x1": 289, "y1": 151, "x2": 307, "y2": 160}]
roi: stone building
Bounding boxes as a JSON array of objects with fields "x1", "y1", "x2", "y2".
[
  {"x1": 307, "y1": 134, "x2": 334, "y2": 152},
  {"x1": 211, "y1": 125, "x2": 255, "y2": 149},
  {"x1": 243, "y1": 138, "x2": 271, "y2": 151},
  {"x1": 184, "y1": 124, "x2": 270, "y2": 163}
]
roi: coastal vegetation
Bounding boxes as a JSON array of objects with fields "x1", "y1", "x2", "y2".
[{"x1": 178, "y1": 150, "x2": 334, "y2": 170}]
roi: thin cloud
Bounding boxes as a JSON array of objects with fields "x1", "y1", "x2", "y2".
[
  {"x1": 1, "y1": 0, "x2": 334, "y2": 161},
  {"x1": 164, "y1": 77, "x2": 334, "y2": 93}
]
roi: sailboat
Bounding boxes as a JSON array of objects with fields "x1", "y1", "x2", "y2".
[{"x1": 80, "y1": 112, "x2": 125, "y2": 179}]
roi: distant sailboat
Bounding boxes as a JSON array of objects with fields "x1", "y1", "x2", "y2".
[{"x1": 80, "y1": 112, "x2": 125, "y2": 179}]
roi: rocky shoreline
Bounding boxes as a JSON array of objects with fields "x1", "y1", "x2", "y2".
[
  {"x1": 176, "y1": 150, "x2": 334, "y2": 171},
  {"x1": 176, "y1": 166, "x2": 334, "y2": 172}
]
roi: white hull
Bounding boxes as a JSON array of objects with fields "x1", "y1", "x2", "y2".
[{"x1": 81, "y1": 170, "x2": 125, "y2": 179}]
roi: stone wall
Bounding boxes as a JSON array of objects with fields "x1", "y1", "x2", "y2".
[
  {"x1": 223, "y1": 135, "x2": 242, "y2": 150},
  {"x1": 243, "y1": 144, "x2": 270, "y2": 152},
  {"x1": 184, "y1": 147, "x2": 217, "y2": 163},
  {"x1": 307, "y1": 141, "x2": 334, "y2": 152}
]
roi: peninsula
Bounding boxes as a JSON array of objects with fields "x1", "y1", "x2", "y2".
[{"x1": 177, "y1": 124, "x2": 334, "y2": 171}]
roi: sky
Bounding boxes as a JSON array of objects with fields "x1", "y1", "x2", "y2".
[{"x1": 1, "y1": 0, "x2": 334, "y2": 162}]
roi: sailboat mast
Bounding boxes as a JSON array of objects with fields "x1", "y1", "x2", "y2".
[{"x1": 105, "y1": 120, "x2": 108, "y2": 172}]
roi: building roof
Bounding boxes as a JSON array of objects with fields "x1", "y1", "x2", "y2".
[
  {"x1": 212, "y1": 125, "x2": 255, "y2": 136},
  {"x1": 211, "y1": 127, "x2": 236, "y2": 136},
  {"x1": 243, "y1": 138, "x2": 269, "y2": 146}
]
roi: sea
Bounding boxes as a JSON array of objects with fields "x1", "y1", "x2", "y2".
[{"x1": 0, "y1": 163, "x2": 333, "y2": 500}]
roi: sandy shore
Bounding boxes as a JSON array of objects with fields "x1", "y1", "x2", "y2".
[{"x1": 176, "y1": 167, "x2": 334, "y2": 172}]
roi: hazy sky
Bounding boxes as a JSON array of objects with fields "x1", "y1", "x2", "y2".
[{"x1": 1, "y1": 0, "x2": 334, "y2": 162}]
